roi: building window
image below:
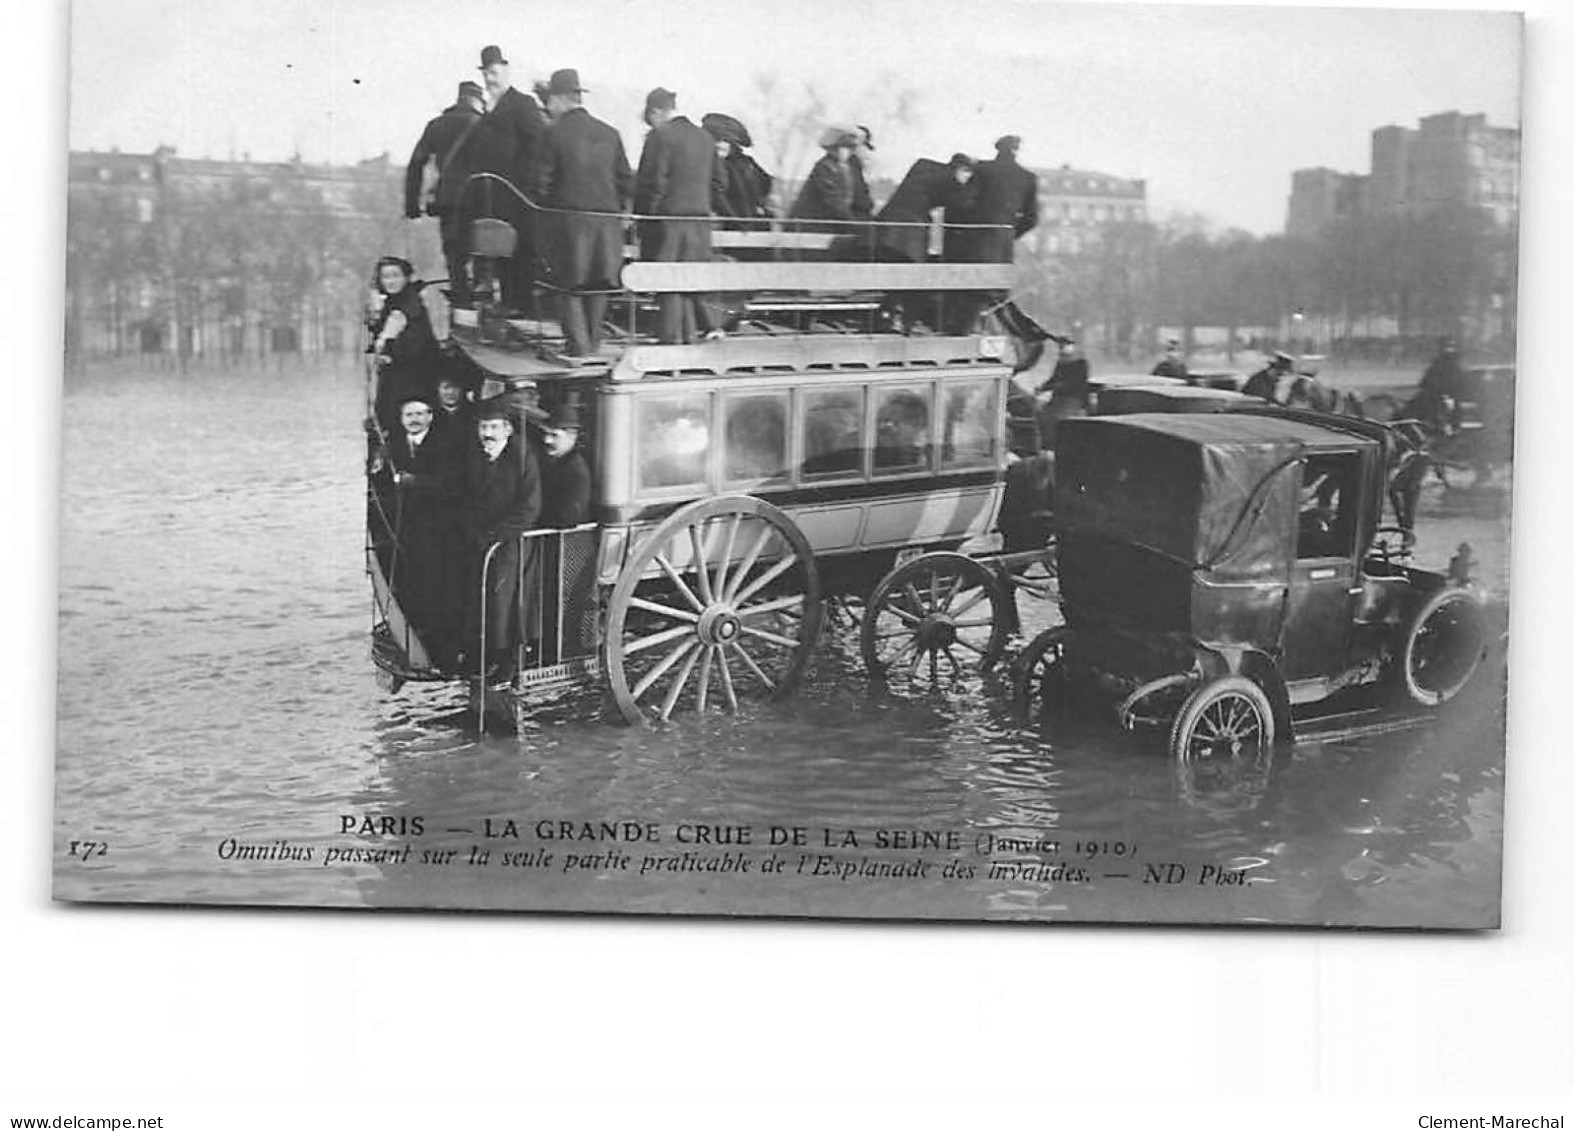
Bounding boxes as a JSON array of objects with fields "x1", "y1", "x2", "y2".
[{"x1": 136, "y1": 197, "x2": 154, "y2": 223}]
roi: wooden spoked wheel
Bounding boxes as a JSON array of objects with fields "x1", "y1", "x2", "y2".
[
  {"x1": 860, "y1": 551, "x2": 1008, "y2": 686},
  {"x1": 604, "y1": 496, "x2": 822, "y2": 726}
]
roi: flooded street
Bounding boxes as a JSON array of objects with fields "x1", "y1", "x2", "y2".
[{"x1": 53, "y1": 359, "x2": 1508, "y2": 927}]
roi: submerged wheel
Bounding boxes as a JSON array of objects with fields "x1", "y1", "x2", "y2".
[
  {"x1": 1168, "y1": 676, "x2": 1275, "y2": 765},
  {"x1": 604, "y1": 496, "x2": 822, "y2": 726},
  {"x1": 860, "y1": 551, "x2": 1008, "y2": 685},
  {"x1": 1399, "y1": 589, "x2": 1486, "y2": 707},
  {"x1": 1012, "y1": 626, "x2": 1071, "y2": 711}
]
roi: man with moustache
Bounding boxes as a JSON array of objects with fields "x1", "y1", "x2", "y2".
[
  {"x1": 533, "y1": 68, "x2": 634, "y2": 361},
  {"x1": 635, "y1": 87, "x2": 724, "y2": 343},
  {"x1": 477, "y1": 45, "x2": 548, "y2": 315},
  {"x1": 384, "y1": 395, "x2": 464, "y2": 667},
  {"x1": 461, "y1": 400, "x2": 543, "y2": 683}
]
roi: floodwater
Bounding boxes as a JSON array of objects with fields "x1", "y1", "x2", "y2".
[{"x1": 53, "y1": 359, "x2": 1509, "y2": 927}]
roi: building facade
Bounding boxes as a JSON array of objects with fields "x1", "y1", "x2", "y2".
[
  {"x1": 66, "y1": 148, "x2": 420, "y2": 362},
  {"x1": 1287, "y1": 110, "x2": 1520, "y2": 235},
  {"x1": 1285, "y1": 167, "x2": 1367, "y2": 240},
  {"x1": 1030, "y1": 164, "x2": 1148, "y2": 255}
]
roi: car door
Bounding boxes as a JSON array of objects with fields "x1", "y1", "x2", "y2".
[{"x1": 1280, "y1": 451, "x2": 1364, "y2": 686}]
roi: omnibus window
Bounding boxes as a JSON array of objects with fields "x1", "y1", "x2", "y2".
[
  {"x1": 1296, "y1": 452, "x2": 1360, "y2": 560},
  {"x1": 801, "y1": 387, "x2": 864, "y2": 481},
  {"x1": 941, "y1": 380, "x2": 997, "y2": 468},
  {"x1": 723, "y1": 393, "x2": 789, "y2": 484},
  {"x1": 637, "y1": 393, "x2": 711, "y2": 492},
  {"x1": 873, "y1": 386, "x2": 932, "y2": 475}
]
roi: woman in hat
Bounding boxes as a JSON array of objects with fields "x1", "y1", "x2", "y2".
[
  {"x1": 702, "y1": 112, "x2": 774, "y2": 228},
  {"x1": 366, "y1": 256, "x2": 442, "y2": 435},
  {"x1": 788, "y1": 127, "x2": 859, "y2": 235}
]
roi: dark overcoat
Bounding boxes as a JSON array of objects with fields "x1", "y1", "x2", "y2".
[
  {"x1": 534, "y1": 107, "x2": 634, "y2": 290},
  {"x1": 385, "y1": 425, "x2": 464, "y2": 664},
  {"x1": 958, "y1": 154, "x2": 1039, "y2": 262},
  {"x1": 482, "y1": 86, "x2": 547, "y2": 190},
  {"x1": 789, "y1": 153, "x2": 856, "y2": 230},
  {"x1": 404, "y1": 104, "x2": 486, "y2": 216},
  {"x1": 874, "y1": 159, "x2": 972, "y2": 261},
  {"x1": 713, "y1": 151, "x2": 773, "y2": 221},
  {"x1": 541, "y1": 449, "x2": 592, "y2": 529},
  {"x1": 462, "y1": 436, "x2": 544, "y2": 654}
]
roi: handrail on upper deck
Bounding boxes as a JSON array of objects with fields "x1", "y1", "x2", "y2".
[{"x1": 457, "y1": 172, "x2": 1016, "y2": 287}]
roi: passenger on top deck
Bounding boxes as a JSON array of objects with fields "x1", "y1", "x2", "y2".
[
  {"x1": 635, "y1": 87, "x2": 725, "y2": 344},
  {"x1": 477, "y1": 44, "x2": 548, "y2": 316},
  {"x1": 867, "y1": 153, "x2": 978, "y2": 332},
  {"x1": 533, "y1": 68, "x2": 634, "y2": 361},
  {"x1": 366, "y1": 256, "x2": 442, "y2": 436},
  {"x1": 789, "y1": 128, "x2": 860, "y2": 236},
  {"x1": 702, "y1": 113, "x2": 773, "y2": 228},
  {"x1": 873, "y1": 154, "x2": 977, "y2": 262},
  {"x1": 405, "y1": 81, "x2": 488, "y2": 306},
  {"x1": 849, "y1": 125, "x2": 877, "y2": 219},
  {"x1": 384, "y1": 394, "x2": 465, "y2": 668},
  {"x1": 942, "y1": 135, "x2": 1039, "y2": 333},
  {"x1": 461, "y1": 400, "x2": 544, "y2": 684}
]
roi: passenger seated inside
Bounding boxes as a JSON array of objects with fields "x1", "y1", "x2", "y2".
[{"x1": 1296, "y1": 454, "x2": 1357, "y2": 560}]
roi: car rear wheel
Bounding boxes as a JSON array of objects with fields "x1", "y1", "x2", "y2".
[
  {"x1": 1168, "y1": 676, "x2": 1275, "y2": 765},
  {"x1": 1399, "y1": 589, "x2": 1486, "y2": 707}
]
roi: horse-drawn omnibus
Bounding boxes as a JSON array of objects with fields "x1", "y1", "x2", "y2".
[{"x1": 367, "y1": 186, "x2": 1046, "y2": 727}]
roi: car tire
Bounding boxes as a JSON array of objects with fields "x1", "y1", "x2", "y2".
[
  {"x1": 1168, "y1": 676, "x2": 1275, "y2": 765},
  {"x1": 1399, "y1": 588, "x2": 1487, "y2": 707}
]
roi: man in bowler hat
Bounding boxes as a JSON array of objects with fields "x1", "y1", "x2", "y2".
[
  {"x1": 635, "y1": 87, "x2": 724, "y2": 343},
  {"x1": 405, "y1": 81, "x2": 487, "y2": 304},
  {"x1": 533, "y1": 68, "x2": 634, "y2": 360},
  {"x1": 461, "y1": 399, "x2": 543, "y2": 682},
  {"x1": 477, "y1": 45, "x2": 548, "y2": 315}
]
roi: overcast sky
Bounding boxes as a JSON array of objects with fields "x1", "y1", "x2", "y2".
[{"x1": 67, "y1": 0, "x2": 1522, "y2": 234}]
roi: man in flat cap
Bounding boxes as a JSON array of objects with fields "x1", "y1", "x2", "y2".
[
  {"x1": 405, "y1": 81, "x2": 488, "y2": 304},
  {"x1": 969, "y1": 135, "x2": 1040, "y2": 261},
  {"x1": 635, "y1": 87, "x2": 725, "y2": 343},
  {"x1": 533, "y1": 68, "x2": 634, "y2": 361},
  {"x1": 461, "y1": 398, "x2": 543, "y2": 682},
  {"x1": 477, "y1": 45, "x2": 548, "y2": 315}
]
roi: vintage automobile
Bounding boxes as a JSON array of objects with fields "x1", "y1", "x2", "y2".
[{"x1": 1014, "y1": 408, "x2": 1489, "y2": 763}]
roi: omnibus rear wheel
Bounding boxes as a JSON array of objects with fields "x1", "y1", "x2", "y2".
[{"x1": 861, "y1": 551, "x2": 1008, "y2": 685}]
